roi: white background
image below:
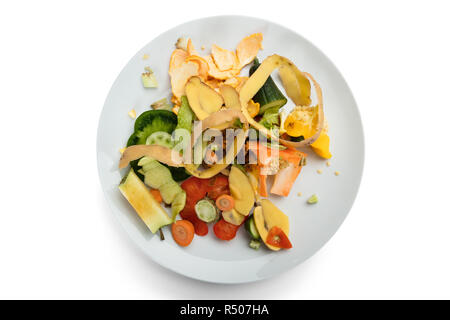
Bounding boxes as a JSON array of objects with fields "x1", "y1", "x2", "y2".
[{"x1": 1, "y1": 0, "x2": 449, "y2": 299}]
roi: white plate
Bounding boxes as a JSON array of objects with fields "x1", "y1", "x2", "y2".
[{"x1": 97, "y1": 15, "x2": 364, "y2": 284}]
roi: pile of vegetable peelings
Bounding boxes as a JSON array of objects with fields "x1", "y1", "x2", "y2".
[{"x1": 118, "y1": 33, "x2": 332, "y2": 251}]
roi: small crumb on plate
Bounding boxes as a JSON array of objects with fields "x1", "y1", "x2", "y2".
[
  {"x1": 317, "y1": 169, "x2": 323, "y2": 174},
  {"x1": 128, "y1": 109, "x2": 136, "y2": 119},
  {"x1": 335, "y1": 171, "x2": 340, "y2": 176},
  {"x1": 142, "y1": 54, "x2": 149, "y2": 60},
  {"x1": 307, "y1": 194, "x2": 318, "y2": 204},
  {"x1": 326, "y1": 161, "x2": 331, "y2": 167},
  {"x1": 119, "y1": 147, "x2": 126, "y2": 154},
  {"x1": 297, "y1": 192, "x2": 302, "y2": 197}
]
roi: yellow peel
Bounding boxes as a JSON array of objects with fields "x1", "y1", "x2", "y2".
[
  {"x1": 119, "y1": 145, "x2": 184, "y2": 169},
  {"x1": 239, "y1": 54, "x2": 324, "y2": 148}
]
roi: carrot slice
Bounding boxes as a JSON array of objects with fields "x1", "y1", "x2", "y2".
[
  {"x1": 149, "y1": 189, "x2": 163, "y2": 203},
  {"x1": 216, "y1": 194, "x2": 235, "y2": 211},
  {"x1": 171, "y1": 220, "x2": 195, "y2": 247},
  {"x1": 258, "y1": 169, "x2": 269, "y2": 197}
]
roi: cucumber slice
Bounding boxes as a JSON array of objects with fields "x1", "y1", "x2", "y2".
[
  {"x1": 138, "y1": 156, "x2": 186, "y2": 219},
  {"x1": 137, "y1": 157, "x2": 154, "y2": 167},
  {"x1": 249, "y1": 58, "x2": 287, "y2": 115},
  {"x1": 171, "y1": 191, "x2": 187, "y2": 218},
  {"x1": 125, "y1": 109, "x2": 178, "y2": 183},
  {"x1": 249, "y1": 239, "x2": 261, "y2": 250},
  {"x1": 142, "y1": 72, "x2": 158, "y2": 88},
  {"x1": 245, "y1": 215, "x2": 260, "y2": 240},
  {"x1": 151, "y1": 98, "x2": 173, "y2": 111},
  {"x1": 146, "y1": 131, "x2": 174, "y2": 148},
  {"x1": 159, "y1": 180, "x2": 181, "y2": 204},
  {"x1": 134, "y1": 110, "x2": 177, "y2": 145},
  {"x1": 195, "y1": 199, "x2": 218, "y2": 223},
  {"x1": 176, "y1": 96, "x2": 195, "y2": 133},
  {"x1": 138, "y1": 157, "x2": 173, "y2": 189}
]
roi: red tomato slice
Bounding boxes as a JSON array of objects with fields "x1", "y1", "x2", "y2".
[
  {"x1": 213, "y1": 218, "x2": 240, "y2": 241},
  {"x1": 179, "y1": 205, "x2": 196, "y2": 220},
  {"x1": 193, "y1": 220, "x2": 209, "y2": 236},
  {"x1": 206, "y1": 174, "x2": 230, "y2": 200},
  {"x1": 179, "y1": 203, "x2": 209, "y2": 236},
  {"x1": 207, "y1": 186, "x2": 230, "y2": 201},
  {"x1": 181, "y1": 177, "x2": 209, "y2": 203},
  {"x1": 266, "y1": 226, "x2": 292, "y2": 249},
  {"x1": 207, "y1": 174, "x2": 229, "y2": 190}
]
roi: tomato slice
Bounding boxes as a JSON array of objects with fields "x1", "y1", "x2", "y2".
[
  {"x1": 207, "y1": 186, "x2": 229, "y2": 201},
  {"x1": 181, "y1": 177, "x2": 209, "y2": 203},
  {"x1": 206, "y1": 174, "x2": 230, "y2": 200},
  {"x1": 213, "y1": 218, "x2": 240, "y2": 241},
  {"x1": 266, "y1": 226, "x2": 292, "y2": 249},
  {"x1": 179, "y1": 205, "x2": 196, "y2": 220},
  {"x1": 179, "y1": 203, "x2": 209, "y2": 236},
  {"x1": 180, "y1": 176, "x2": 231, "y2": 237},
  {"x1": 207, "y1": 174, "x2": 229, "y2": 190},
  {"x1": 193, "y1": 220, "x2": 209, "y2": 236}
]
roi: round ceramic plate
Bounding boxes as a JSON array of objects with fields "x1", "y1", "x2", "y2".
[{"x1": 97, "y1": 15, "x2": 364, "y2": 284}]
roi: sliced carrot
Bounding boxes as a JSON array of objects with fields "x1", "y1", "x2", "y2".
[
  {"x1": 171, "y1": 220, "x2": 195, "y2": 247},
  {"x1": 279, "y1": 148, "x2": 307, "y2": 165},
  {"x1": 270, "y1": 164, "x2": 302, "y2": 197},
  {"x1": 216, "y1": 194, "x2": 235, "y2": 211},
  {"x1": 149, "y1": 189, "x2": 163, "y2": 203},
  {"x1": 258, "y1": 172, "x2": 268, "y2": 197},
  {"x1": 270, "y1": 148, "x2": 307, "y2": 197}
]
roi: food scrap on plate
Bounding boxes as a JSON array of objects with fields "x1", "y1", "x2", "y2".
[{"x1": 118, "y1": 33, "x2": 333, "y2": 251}]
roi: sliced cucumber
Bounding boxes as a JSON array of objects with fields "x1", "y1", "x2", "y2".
[
  {"x1": 146, "y1": 131, "x2": 174, "y2": 148},
  {"x1": 151, "y1": 98, "x2": 173, "y2": 111},
  {"x1": 138, "y1": 156, "x2": 186, "y2": 219},
  {"x1": 138, "y1": 157, "x2": 172, "y2": 189},
  {"x1": 142, "y1": 72, "x2": 158, "y2": 88},
  {"x1": 172, "y1": 191, "x2": 187, "y2": 217},
  {"x1": 159, "y1": 180, "x2": 181, "y2": 204},
  {"x1": 195, "y1": 199, "x2": 218, "y2": 223},
  {"x1": 133, "y1": 110, "x2": 177, "y2": 145},
  {"x1": 176, "y1": 96, "x2": 195, "y2": 133},
  {"x1": 249, "y1": 58, "x2": 287, "y2": 115},
  {"x1": 249, "y1": 239, "x2": 261, "y2": 250},
  {"x1": 245, "y1": 215, "x2": 260, "y2": 240}
]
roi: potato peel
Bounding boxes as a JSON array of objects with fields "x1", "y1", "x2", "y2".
[
  {"x1": 239, "y1": 54, "x2": 324, "y2": 148},
  {"x1": 119, "y1": 145, "x2": 184, "y2": 169},
  {"x1": 195, "y1": 109, "x2": 247, "y2": 131}
]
